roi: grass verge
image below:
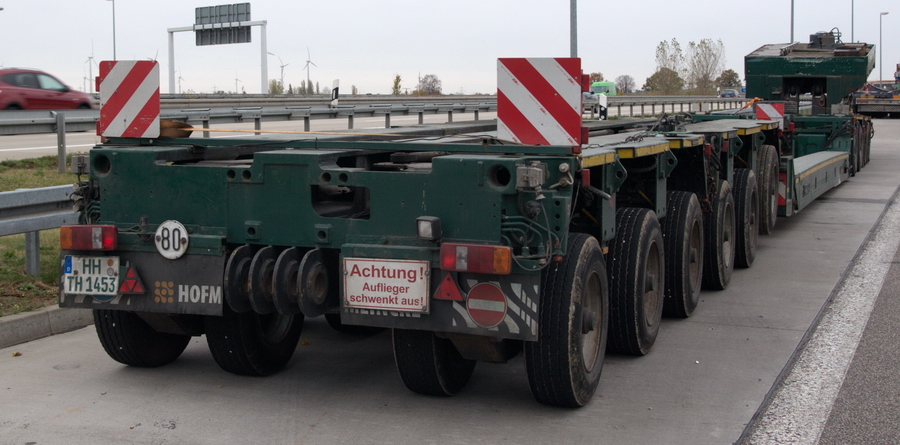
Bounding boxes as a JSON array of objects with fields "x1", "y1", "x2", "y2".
[{"x1": 0, "y1": 155, "x2": 80, "y2": 317}]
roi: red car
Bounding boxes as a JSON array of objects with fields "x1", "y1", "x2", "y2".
[{"x1": 0, "y1": 68, "x2": 95, "y2": 110}]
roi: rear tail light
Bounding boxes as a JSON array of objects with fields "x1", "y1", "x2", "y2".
[
  {"x1": 60, "y1": 225, "x2": 118, "y2": 251},
  {"x1": 440, "y1": 244, "x2": 511, "y2": 275}
]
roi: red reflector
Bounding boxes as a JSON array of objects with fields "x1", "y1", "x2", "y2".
[
  {"x1": 434, "y1": 273, "x2": 464, "y2": 301},
  {"x1": 118, "y1": 266, "x2": 145, "y2": 295},
  {"x1": 581, "y1": 168, "x2": 591, "y2": 188},
  {"x1": 722, "y1": 140, "x2": 729, "y2": 152},
  {"x1": 704, "y1": 143, "x2": 712, "y2": 157},
  {"x1": 60, "y1": 225, "x2": 117, "y2": 251},
  {"x1": 439, "y1": 244, "x2": 512, "y2": 275},
  {"x1": 789, "y1": 123, "x2": 795, "y2": 132}
]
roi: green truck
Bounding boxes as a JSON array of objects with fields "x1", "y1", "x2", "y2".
[{"x1": 59, "y1": 42, "x2": 873, "y2": 408}]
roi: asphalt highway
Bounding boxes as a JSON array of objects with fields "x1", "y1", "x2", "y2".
[{"x1": 0, "y1": 118, "x2": 898, "y2": 444}]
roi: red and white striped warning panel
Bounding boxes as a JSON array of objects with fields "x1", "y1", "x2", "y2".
[
  {"x1": 497, "y1": 58, "x2": 584, "y2": 146},
  {"x1": 755, "y1": 103, "x2": 785, "y2": 130},
  {"x1": 97, "y1": 60, "x2": 160, "y2": 138}
]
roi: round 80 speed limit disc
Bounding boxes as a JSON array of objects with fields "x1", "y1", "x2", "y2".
[{"x1": 155, "y1": 220, "x2": 189, "y2": 259}]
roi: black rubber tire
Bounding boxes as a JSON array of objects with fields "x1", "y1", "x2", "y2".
[
  {"x1": 392, "y1": 329, "x2": 476, "y2": 397},
  {"x1": 756, "y1": 145, "x2": 779, "y2": 235},
  {"x1": 733, "y1": 169, "x2": 759, "y2": 269},
  {"x1": 701, "y1": 180, "x2": 736, "y2": 290},
  {"x1": 661, "y1": 191, "x2": 704, "y2": 318},
  {"x1": 607, "y1": 208, "x2": 665, "y2": 356},
  {"x1": 324, "y1": 313, "x2": 385, "y2": 335},
  {"x1": 204, "y1": 306, "x2": 304, "y2": 376},
  {"x1": 524, "y1": 233, "x2": 608, "y2": 407},
  {"x1": 93, "y1": 309, "x2": 190, "y2": 367}
]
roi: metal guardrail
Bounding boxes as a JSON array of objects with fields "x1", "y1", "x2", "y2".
[
  {"x1": 0, "y1": 101, "x2": 496, "y2": 136},
  {"x1": 0, "y1": 96, "x2": 750, "y2": 136},
  {"x1": 0, "y1": 185, "x2": 78, "y2": 276}
]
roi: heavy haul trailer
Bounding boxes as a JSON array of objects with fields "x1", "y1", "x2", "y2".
[
  {"x1": 584, "y1": 115, "x2": 780, "y2": 319},
  {"x1": 58, "y1": 120, "x2": 684, "y2": 407},
  {"x1": 690, "y1": 112, "x2": 863, "y2": 218},
  {"x1": 744, "y1": 30, "x2": 874, "y2": 115}
]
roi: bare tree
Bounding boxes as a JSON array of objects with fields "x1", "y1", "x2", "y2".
[
  {"x1": 392, "y1": 74, "x2": 402, "y2": 95},
  {"x1": 615, "y1": 75, "x2": 635, "y2": 94},
  {"x1": 655, "y1": 38, "x2": 685, "y2": 76},
  {"x1": 686, "y1": 39, "x2": 726, "y2": 95},
  {"x1": 642, "y1": 68, "x2": 685, "y2": 95},
  {"x1": 589, "y1": 72, "x2": 605, "y2": 83},
  {"x1": 414, "y1": 74, "x2": 442, "y2": 96}
]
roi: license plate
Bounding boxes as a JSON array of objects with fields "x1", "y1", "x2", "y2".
[
  {"x1": 343, "y1": 258, "x2": 430, "y2": 313},
  {"x1": 63, "y1": 256, "x2": 120, "y2": 296}
]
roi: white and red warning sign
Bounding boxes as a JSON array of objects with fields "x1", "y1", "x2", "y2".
[
  {"x1": 755, "y1": 103, "x2": 785, "y2": 130},
  {"x1": 97, "y1": 60, "x2": 160, "y2": 138},
  {"x1": 465, "y1": 282, "x2": 508, "y2": 328},
  {"x1": 497, "y1": 58, "x2": 584, "y2": 146},
  {"x1": 343, "y1": 258, "x2": 430, "y2": 312}
]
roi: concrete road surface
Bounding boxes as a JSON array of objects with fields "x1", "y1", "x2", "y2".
[{"x1": 1, "y1": 119, "x2": 899, "y2": 445}]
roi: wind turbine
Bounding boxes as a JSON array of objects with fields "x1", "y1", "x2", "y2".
[
  {"x1": 85, "y1": 42, "x2": 97, "y2": 93},
  {"x1": 177, "y1": 71, "x2": 185, "y2": 94},
  {"x1": 303, "y1": 47, "x2": 317, "y2": 93},
  {"x1": 235, "y1": 72, "x2": 242, "y2": 94},
  {"x1": 268, "y1": 52, "x2": 289, "y2": 89}
]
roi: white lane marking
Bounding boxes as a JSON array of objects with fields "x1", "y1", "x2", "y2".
[
  {"x1": 746, "y1": 196, "x2": 900, "y2": 444},
  {"x1": 0, "y1": 143, "x2": 97, "y2": 152}
]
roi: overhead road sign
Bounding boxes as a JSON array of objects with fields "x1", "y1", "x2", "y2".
[{"x1": 195, "y1": 3, "x2": 252, "y2": 46}]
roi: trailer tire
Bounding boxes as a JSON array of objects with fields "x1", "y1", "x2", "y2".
[
  {"x1": 702, "y1": 180, "x2": 736, "y2": 290},
  {"x1": 757, "y1": 145, "x2": 779, "y2": 235},
  {"x1": 93, "y1": 310, "x2": 190, "y2": 368},
  {"x1": 661, "y1": 191, "x2": 704, "y2": 318},
  {"x1": 204, "y1": 306, "x2": 303, "y2": 376},
  {"x1": 325, "y1": 313, "x2": 385, "y2": 335},
  {"x1": 733, "y1": 169, "x2": 759, "y2": 269},
  {"x1": 392, "y1": 329, "x2": 476, "y2": 397},
  {"x1": 607, "y1": 208, "x2": 664, "y2": 356},
  {"x1": 524, "y1": 233, "x2": 608, "y2": 407}
]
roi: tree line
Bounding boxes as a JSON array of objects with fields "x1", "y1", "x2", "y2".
[{"x1": 267, "y1": 38, "x2": 742, "y2": 97}]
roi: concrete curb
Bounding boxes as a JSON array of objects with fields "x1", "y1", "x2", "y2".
[{"x1": 0, "y1": 305, "x2": 93, "y2": 349}]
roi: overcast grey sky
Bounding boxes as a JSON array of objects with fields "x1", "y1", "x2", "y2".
[{"x1": 1, "y1": 0, "x2": 897, "y2": 95}]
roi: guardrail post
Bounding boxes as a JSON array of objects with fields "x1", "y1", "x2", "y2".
[
  {"x1": 385, "y1": 113, "x2": 391, "y2": 128},
  {"x1": 24, "y1": 231, "x2": 40, "y2": 276},
  {"x1": 52, "y1": 112, "x2": 66, "y2": 174},
  {"x1": 617, "y1": 104, "x2": 622, "y2": 117},
  {"x1": 474, "y1": 109, "x2": 479, "y2": 121},
  {"x1": 348, "y1": 114, "x2": 354, "y2": 129},
  {"x1": 254, "y1": 117, "x2": 261, "y2": 136},
  {"x1": 203, "y1": 120, "x2": 210, "y2": 138},
  {"x1": 651, "y1": 104, "x2": 656, "y2": 115},
  {"x1": 447, "y1": 110, "x2": 453, "y2": 123},
  {"x1": 304, "y1": 116, "x2": 311, "y2": 132}
]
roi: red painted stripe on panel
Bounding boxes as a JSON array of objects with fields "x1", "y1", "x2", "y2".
[
  {"x1": 98, "y1": 62, "x2": 155, "y2": 135},
  {"x1": 497, "y1": 90, "x2": 549, "y2": 145},
  {"x1": 499, "y1": 58, "x2": 580, "y2": 139},
  {"x1": 121, "y1": 88, "x2": 159, "y2": 137},
  {"x1": 553, "y1": 58, "x2": 581, "y2": 82}
]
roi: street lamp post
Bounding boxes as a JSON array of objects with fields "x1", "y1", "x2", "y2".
[
  {"x1": 107, "y1": 0, "x2": 116, "y2": 60},
  {"x1": 881, "y1": 12, "x2": 889, "y2": 82}
]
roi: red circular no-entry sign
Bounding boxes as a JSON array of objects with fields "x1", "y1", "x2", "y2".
[{"x1": 466, "y1": 283, "x2": 508, "y2": 328}]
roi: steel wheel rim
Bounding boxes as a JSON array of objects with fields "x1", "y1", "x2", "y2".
[{"x1": 581, "y1": 268, "x2": 603, "y2": 372}]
